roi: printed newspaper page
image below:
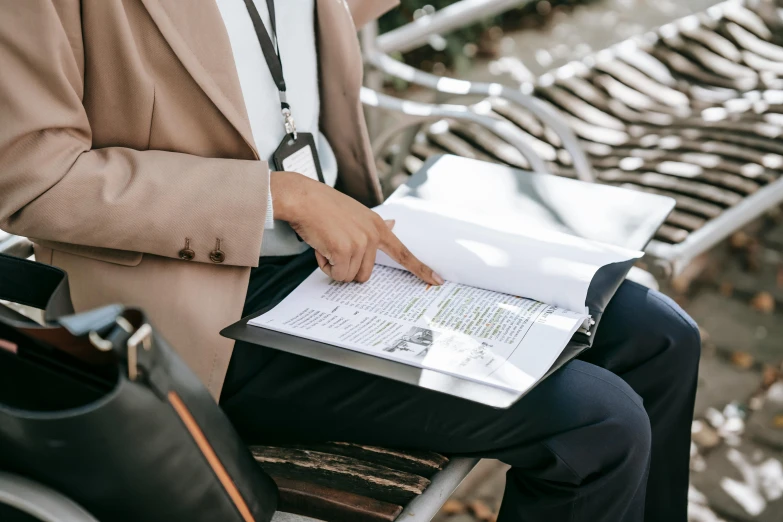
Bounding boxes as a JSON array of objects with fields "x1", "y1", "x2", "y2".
[
  {"x1": 248, "y1": 266, "x2": 587, "y2": 394},
  {"x1": 374, "y1": 197, "x2": 643, "y2": 314}
]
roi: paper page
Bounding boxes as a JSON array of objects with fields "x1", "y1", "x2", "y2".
[
  {"x1": 374, "y1": 197, "x2": 643, "y2": 314},
  {"x1": 249, "y1": 265, "x2": 587, "y2": 394}
]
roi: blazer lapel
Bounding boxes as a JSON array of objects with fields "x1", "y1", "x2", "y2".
[
  {"x1": 140, "y1": 0, "x2": 258, "y2": 158},
  {"x1": 345, "y1": 0, "x2": 399, "y2": 28},
  {"x1": 316, "y1": 0, "x2": 383, "y2": 206}
]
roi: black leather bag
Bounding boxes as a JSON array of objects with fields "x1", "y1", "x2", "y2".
[{"x1": 0, "y1": 253, "x2": 278, "y2": 522}]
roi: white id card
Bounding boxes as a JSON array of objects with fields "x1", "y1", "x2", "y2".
[
  {"x1": 282, "y1": 144, "x2": 319, "y2": 182},
  {"x1": 271, "y1": 131, "x2": 325, "y2": 183}
]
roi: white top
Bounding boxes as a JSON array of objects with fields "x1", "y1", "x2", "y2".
[{"x1": 216, "y1": 0, "x2": 338, "y2": 256}]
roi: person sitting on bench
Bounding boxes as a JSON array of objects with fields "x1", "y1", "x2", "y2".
[{"x1": 0, "y1": 1, "x2": 699, "y2": 521}]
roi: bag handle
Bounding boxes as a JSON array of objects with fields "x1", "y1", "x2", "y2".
[
  {"x1": 0, "y1": 253, "x2": 74, "y2": 321},
  {"x1": 0, "y1": 253, "x2": 161, "y2": 387}
]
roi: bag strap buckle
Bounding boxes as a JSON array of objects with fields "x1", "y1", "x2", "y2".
[
  {"x1": 127, "y1": 323, "x2": 153, "y2": 381},
  {"x1": 88, "y1": 318, "x2": 153, "y2": 381},
  {"x1": 88, "y1": 316, "x2": 134, "y2": 352}
]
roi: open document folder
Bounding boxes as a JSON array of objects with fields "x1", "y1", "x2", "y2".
[{"x1": 223, "y1": 155, "x2": 675, "y2": 408}]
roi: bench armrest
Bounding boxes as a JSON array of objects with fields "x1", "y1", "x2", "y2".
[{"x1": 374, "y1": 0, "x2": 535, "y2": 55}]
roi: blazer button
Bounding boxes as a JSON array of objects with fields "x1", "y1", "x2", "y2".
[
  {"x1": 209, "y1": 238, "x2": 225, "y2": 264},
  {"x1": 209, "y1": 250, "x2": 225, "y2": 263},
  {"x1": 179, "y1": 239, "x2": 195, "y2": 261}
]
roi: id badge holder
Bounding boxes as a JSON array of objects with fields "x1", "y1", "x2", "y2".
[{"x1": 271, "y1": 132, "x2": 325, "y2": 183}]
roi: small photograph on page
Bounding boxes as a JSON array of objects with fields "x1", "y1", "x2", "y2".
[
  {"x1": 383, "y1": 326, "x2": 487, "y2": 361},
  {"x1": 384, "y1": 326, "x2": 435, "y2": 358},
  {"x1": 383, "y1": 324, "x2": 494, "y2": 368}
]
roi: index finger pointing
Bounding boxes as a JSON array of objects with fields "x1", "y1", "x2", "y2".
[{"x1": 380, "y1": 229, "x2": 444, "y2": 286}]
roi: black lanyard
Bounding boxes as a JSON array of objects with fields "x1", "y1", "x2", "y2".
[{"x1": 242, "y1": 0, "x2": 297, "y2": 138}]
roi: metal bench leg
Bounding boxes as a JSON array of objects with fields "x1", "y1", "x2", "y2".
[
  {"x1": 395, "y1": 458, "x2": 480, "y2": 521},
  {"x1": 0, "y1": 473, "x2": 99, "y2": 522},
  {"x1": 268, "y1": 457, "x2": 480, "y2": 522}
]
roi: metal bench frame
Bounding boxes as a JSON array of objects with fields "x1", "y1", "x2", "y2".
[
  {"x1": 0, "y1": 472, "x2": 100, "y2": 522},
  {"x1": 374, "y1": 0, "x2": 536, "y2": 55}
]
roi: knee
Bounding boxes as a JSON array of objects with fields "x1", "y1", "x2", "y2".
[
  {"x1": 609, "y1": 282, "x2": 702, "y2": 376},
  {"x1": 675, "y1": 315, "x2": 701, "y2": 377},
  {"x1": 595, "y1": 382, "x2": 652, "y2": 475},
  {"x1": 650, "y1": 291, "x2": 702, "y2": 375},
  {"x1": 554, "y1": 364, "x2": 652, "y2": 481},
  {"x1": 606, "y1": 392, "x2": 652, "y2": 467}
]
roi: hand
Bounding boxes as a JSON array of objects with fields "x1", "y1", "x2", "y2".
[{"x1": 270, "y1": 171, "x2": 444, "y2": 285}]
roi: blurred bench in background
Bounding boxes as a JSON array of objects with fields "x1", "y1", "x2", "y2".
[{"x1": 362, "y1": 0, "x2": 783, "y2": 280}]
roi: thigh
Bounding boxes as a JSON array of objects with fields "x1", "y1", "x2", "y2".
[
  {"x1": 221, "y1": 250, "x2": 319, "y2": 400},
  {"x1": 580, "y1": 279, "x2": 700, "y2": 376},
  {"x1": 221, "y1": 350, "x2": 649, "y2": 482}
]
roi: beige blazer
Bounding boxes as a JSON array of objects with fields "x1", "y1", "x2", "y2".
[{"x1": 0, "y1": 0, "x2": 399, "y2": 398}]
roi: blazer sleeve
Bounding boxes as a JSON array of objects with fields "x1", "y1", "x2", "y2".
[
  {"x1": 346, "y1": 0, "x2": 400, "y2": 29},
  {"x1": 0, "y1": 0, "x2": 268, "y2": 268}
]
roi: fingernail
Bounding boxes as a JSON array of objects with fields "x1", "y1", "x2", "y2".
[
  {"x1": 384, "y1": 219, "x2": 396, "y2": 230},
  {"x1": 433, "y1": 272, "x2": 445, "y2": 285}
]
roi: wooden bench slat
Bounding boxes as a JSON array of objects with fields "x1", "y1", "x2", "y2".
[
  {"x1": 662, "y1": 33, "x2": 759, "y2": 85},
  {"x1": 489, "y1": 97, "x2": 552, "y2": 141},
  {"x1": 598, "y1": 170, "x2": 742, "y2": 207},
  {"x1": 627, "y1": 135, "x2": 782, "y2": 171},
  {"x1": 673, "y1": 127, "x2": 783, "y2": 158},
  {"x1": 251, "y1": 446, "x2": 430, "y2": 506},
  {"x1": 448, "y1": 123, "x2": 531, "y2": 169},
  {"x1": 426, "y1": 123, "x2": 489, "y2": 160},
  {"x1": 652, "y1": 45, "x2": 751, "y2": 91},
  {"x1": 410, "y1": 141, "x2": 450, "y2": 162},
  {"x1": 593, "y1": 157, "x2": 761, "y2": 194},
  {"x1": 655, "y1": 223, "x2": 691, "y2": 244},
  {"x1": 666, "y1": 210, "x2": 708, "y2": 232},
  {"x1": 274, "y1": 477, "x2": 402, "y2": 522},
  {"x1": 537, "y1": 85, "x2": 626, "y2": 130},
  {"x1": 593, "y1": 58, "x2": 690, "y2": 108},
  {"x1": 279, "y1": 442, "x2": 448, "y2": 478},
  {"x1": 590, "y1": 72, "x2": 684, "y2": 116},
  {"x1": 591, "y1": 148, "x2": 776, "y2": 183},
  {"x1": 561, "y1": 78, "x2": 676, "y2": 127},
  {"x1": 613, "y1": 183, "x2": 725, "y2": 219}
]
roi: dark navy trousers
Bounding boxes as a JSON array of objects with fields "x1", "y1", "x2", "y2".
[{"x1": 222, "y1": 251, "x2": 701, "y2": 522}]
